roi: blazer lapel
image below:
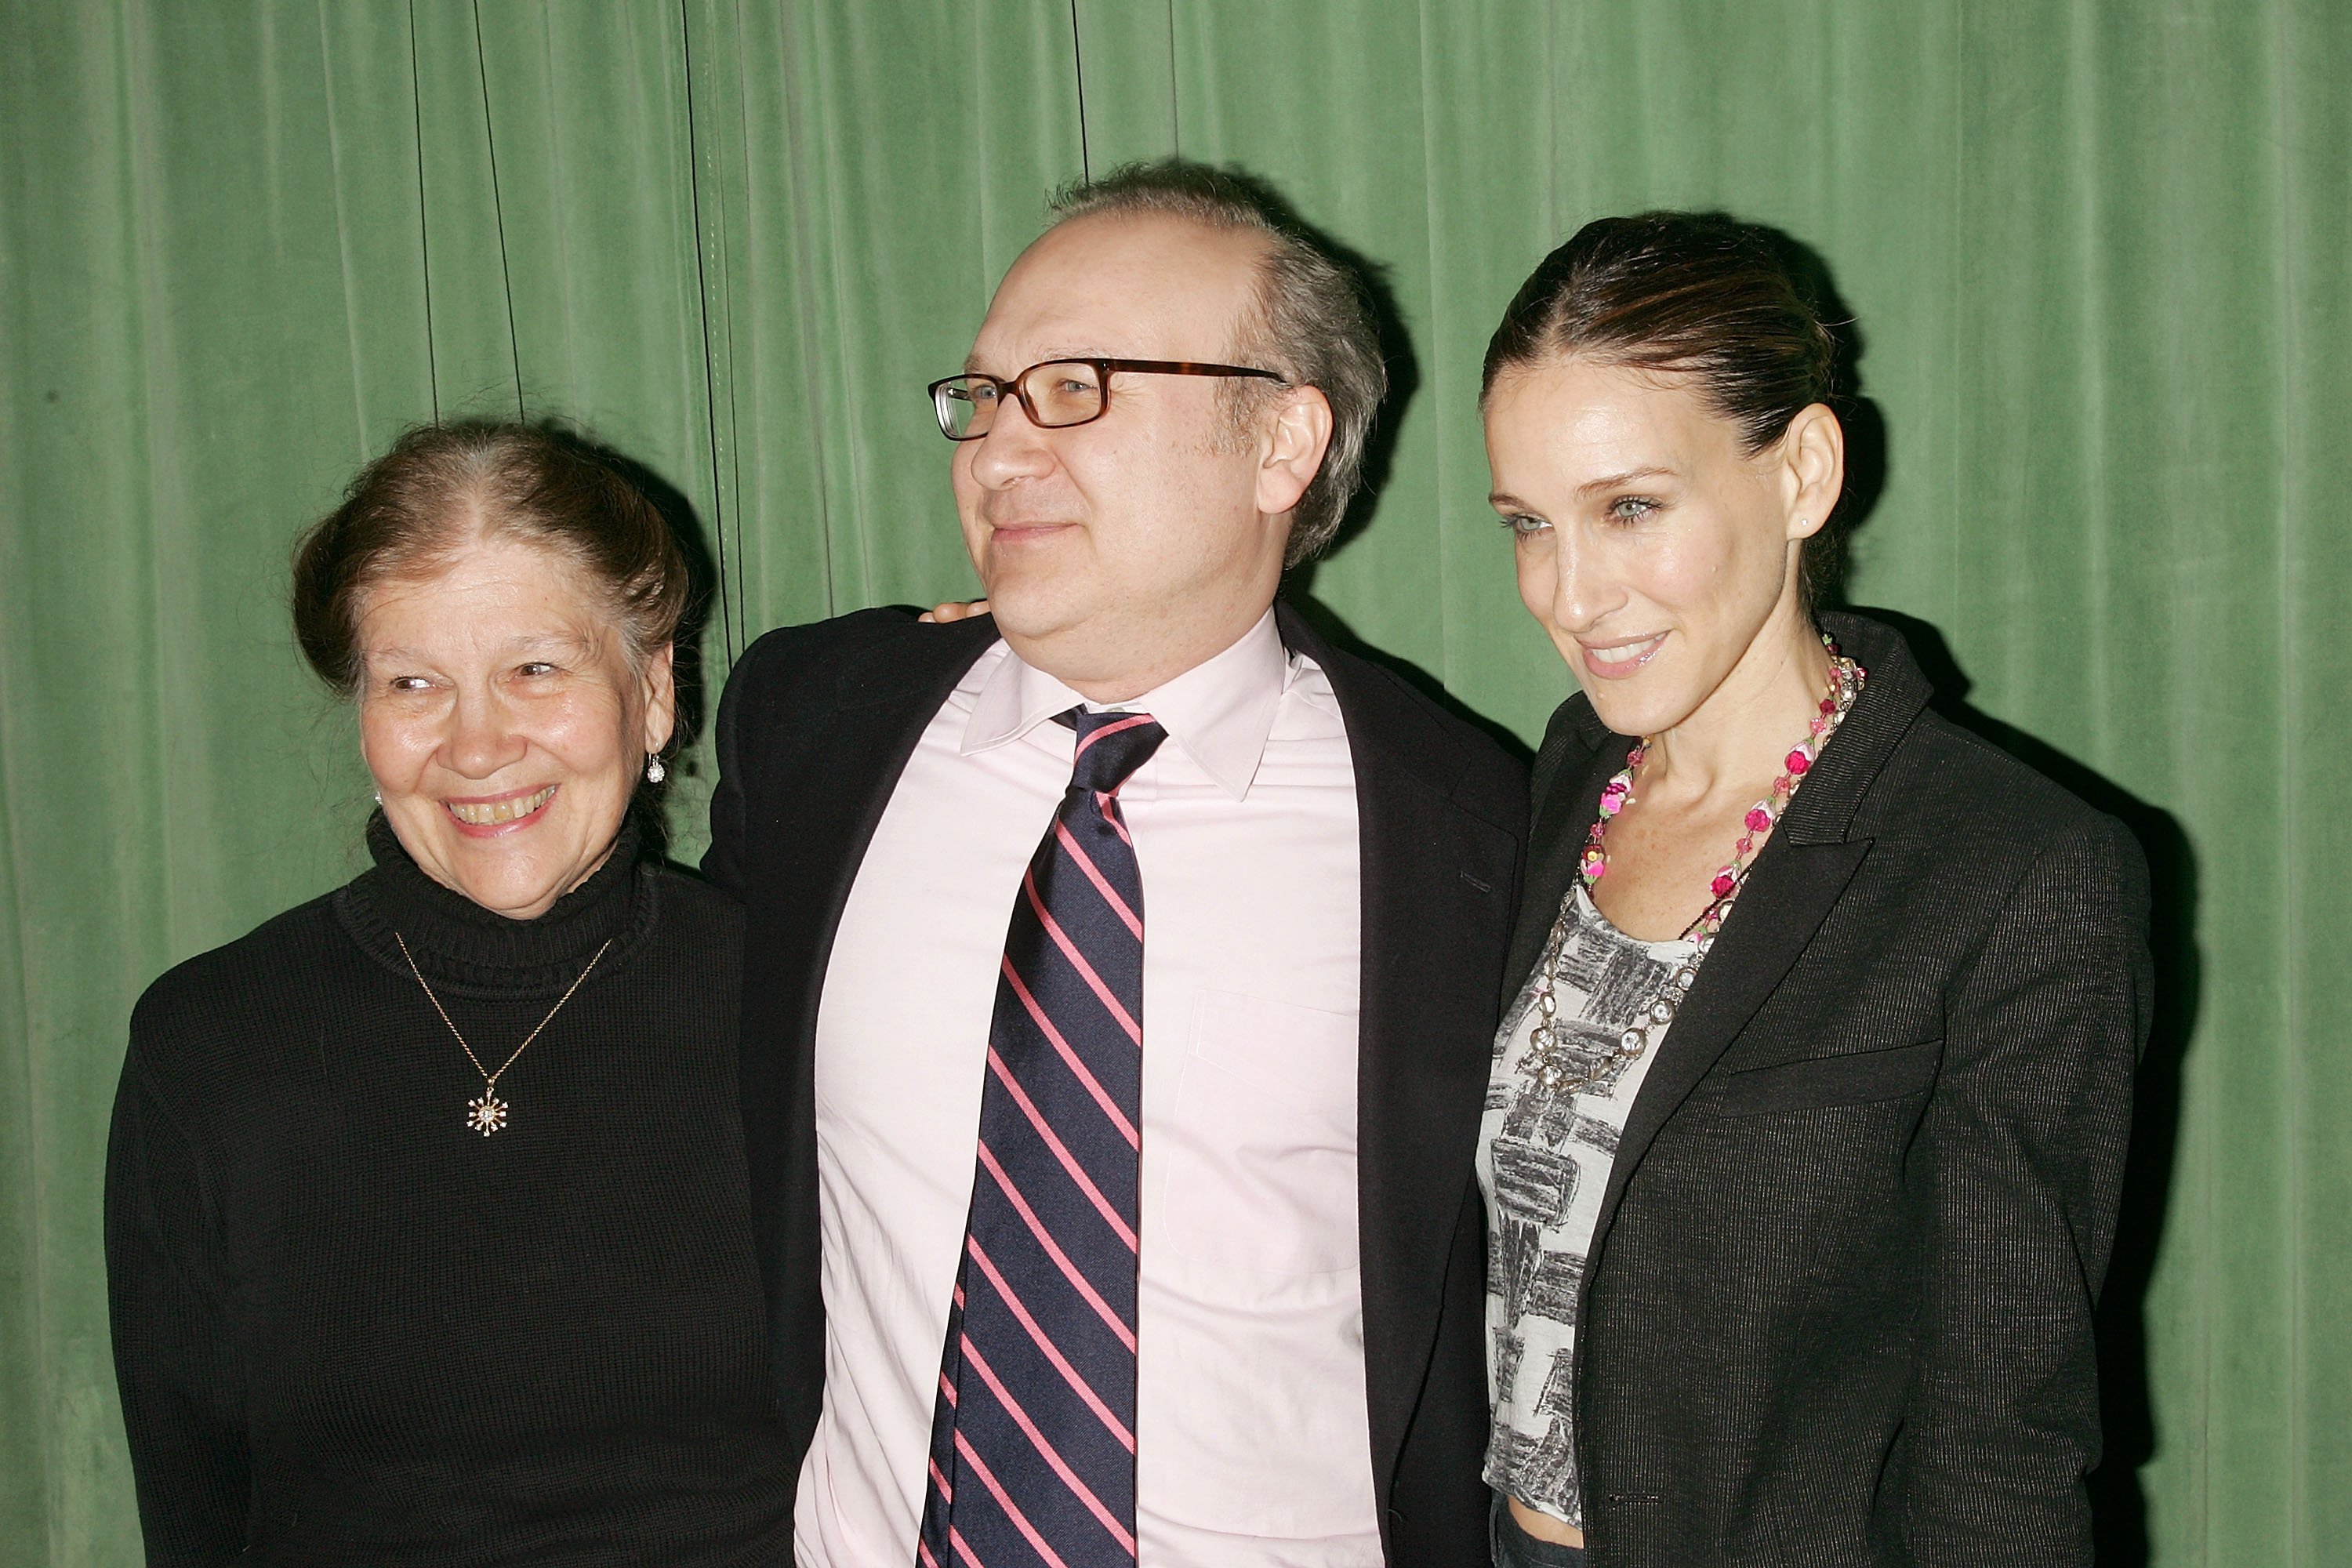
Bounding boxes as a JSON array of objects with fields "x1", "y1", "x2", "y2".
[
  {"x1": 1581, "y1": 835, "x2": 1873, "y2": 1273},
  {"x1": 1580, "y1": 610, "x2": 1932, "y2": 1278}
]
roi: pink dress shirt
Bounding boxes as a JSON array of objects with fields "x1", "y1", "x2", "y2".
[{"x1": 797, "y1": 610, "x2": 1380, "y2": 1566}]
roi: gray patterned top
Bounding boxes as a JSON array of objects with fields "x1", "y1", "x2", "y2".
[{"x1": 1476, "y1": 883, "x2": 1695, "y2": 1528}]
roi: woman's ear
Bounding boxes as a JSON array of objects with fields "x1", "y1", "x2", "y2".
[
  {"x1": 640, "y1": 643, "x2": 678, "y2": 756},
  {"x1": 1254, "y1": 385, "x2": 1336, "y2": 519},
  {"x1": 1780, "y1": 402, "x2": 1845, "y2": 541}
]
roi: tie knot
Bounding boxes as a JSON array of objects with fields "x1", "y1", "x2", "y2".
[{"x1": 1065, "y1": 710, "x2": 1167, "y2": 794}]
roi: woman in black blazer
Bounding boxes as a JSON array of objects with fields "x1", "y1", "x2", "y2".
[{"x1": 1473, "y1": 214, "x2": 2151, "y2": 1568}]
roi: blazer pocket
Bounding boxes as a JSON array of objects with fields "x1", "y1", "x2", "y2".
[
  {"x1": 1161, "y1": 990, "x2": 1359, "y2": 1276},
  {"x1": 1692, "y1": 1036, "x2": 1942, "y2": 1116}
]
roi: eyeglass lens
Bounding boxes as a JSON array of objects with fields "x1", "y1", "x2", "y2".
[{"x1": 935, "y1": 361, "x2": 1105, "y2": 440}]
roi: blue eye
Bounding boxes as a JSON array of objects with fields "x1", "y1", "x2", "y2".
[
  {"x1": 1499, "y1": 513, "x2": 1551, "y2": 536},
  {"x1": 1606, "y1": 496, "x2": 1660, "y2": 525}
]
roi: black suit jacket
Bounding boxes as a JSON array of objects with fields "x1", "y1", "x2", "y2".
[
  {"x1": 705, "y1": 602, "x2": 1527, "y2": 1565},
  {"x1": 1507, "y1": 611, "x2": 2151, "y2": 1567}
]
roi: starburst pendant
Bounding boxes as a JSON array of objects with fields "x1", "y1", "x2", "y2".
[{"x1": 466, "y1": 1094, "x2": 508, "y2": 1136}]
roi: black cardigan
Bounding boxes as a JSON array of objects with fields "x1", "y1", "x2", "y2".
[
  {"x1": 1509, "y1": 612, "x2": 2151, "y2": 1567},
  {"x1": 105, "y1": 815, "x2": 793, "y2": 1566}
]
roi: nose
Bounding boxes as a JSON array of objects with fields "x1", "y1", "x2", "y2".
[
  {"x1": 443, "y1": 684, "x2": 527, "y2": 781},
  {"x1": 1545, "y1": 524, "x2": 1620, "y2": 637},
  {"x1": 963, "y1": 389, "x2": 1058, "y2": 490}
]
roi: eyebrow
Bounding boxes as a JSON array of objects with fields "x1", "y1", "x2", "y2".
[
  {"x1": 1574, "y1": 466, "x2": 1674, "y2": 496},
  {"x1": 364, "y1": 631, "x2": 597, "y2": 664}
]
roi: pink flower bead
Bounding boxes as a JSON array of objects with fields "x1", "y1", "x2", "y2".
[
  {"x1": 1745, "y1": 806, "x2": 1772, "y2": 833},
  {"x1": 1710, "y1": 872, "x2": 1737, "y2": 898},
  {"x1": 1786, "y1": 750, "x2": 1811, "y2": 775}
]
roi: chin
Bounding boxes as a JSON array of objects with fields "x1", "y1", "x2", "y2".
[
  {"x1": 982, "y1": 578, "x2": 1091, "y2": 643},
  {"x1": 428, "y1": 834, "x2": 571, "y2": 913},
  {"x1": 452, "y1": 869, "x2": 564, "y2": 917},
  {"x1": 1581, "y1": 682, "x2": 1696, "y2": 742}
]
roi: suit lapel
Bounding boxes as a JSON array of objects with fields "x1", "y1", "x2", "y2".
[
  {"x1": 760, "y1": 616, "x2": 1004, "y2": 1036},
  {"x1": 1277, "y1": 607, "x2": 1504, "y2": 1494}
]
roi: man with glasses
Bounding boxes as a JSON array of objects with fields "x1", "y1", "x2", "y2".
[{"x1": 706, "y1": 161, "x2": 1523, "y2": 1567}]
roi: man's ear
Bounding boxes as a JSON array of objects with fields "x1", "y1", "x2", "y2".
[{"x1": 1255, "y1": 386, "x2": 1334, "y2": 517}]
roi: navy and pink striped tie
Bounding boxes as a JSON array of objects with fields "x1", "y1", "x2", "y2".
[{"x1": 917, "y1": 709, "x2": 1167, "y2": 1568}]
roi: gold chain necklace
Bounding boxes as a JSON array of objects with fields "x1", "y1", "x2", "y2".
[{"x1": 395, "y1": 933, "x2": 613, "y2": 1136}]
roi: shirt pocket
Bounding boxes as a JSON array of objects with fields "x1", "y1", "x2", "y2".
[{"x1": 1160, "y1": 989, "x2": 1359, "y2": 1276}]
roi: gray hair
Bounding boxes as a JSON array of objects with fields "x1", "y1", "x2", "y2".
[{"x1": 1048, "y1": 161, "x2": 1387, "y2": 566}]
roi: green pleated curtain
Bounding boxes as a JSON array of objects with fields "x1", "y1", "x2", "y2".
[{"x1": 2, "y1": 2, "x2": 2343, "y2": 1563}]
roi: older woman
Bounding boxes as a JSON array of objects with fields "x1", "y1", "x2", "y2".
[
  {"x1": 106, "y1": 423, "x2": 792, "y2": 1566},
  {"x1": 1476, "y1": 216, "x2": 2151, "y2": 1567}
]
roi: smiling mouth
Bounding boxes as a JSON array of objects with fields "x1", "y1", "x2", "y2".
[
  {"x1": 445, "y1": 785, "x2": 557, "y2": 827},
  {"x1": 1581, "y1": 633, "x2": 1667, "y2": 677}
]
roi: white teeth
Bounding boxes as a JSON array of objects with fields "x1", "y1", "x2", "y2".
[
  {"x1": 1588, "y1": 637, "x2": 1661, "y2": 666},
  {"x1": 447, "y1": 786, "x2": 556, "y2": 826}
]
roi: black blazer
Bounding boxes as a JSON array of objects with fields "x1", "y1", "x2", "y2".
[
  {"x1": 705, "y1": 602, "x2": 1527, "y2": 1565},
  {"x1": 1506, "y1": 611, "x2": 2151, "y2": 1566}
]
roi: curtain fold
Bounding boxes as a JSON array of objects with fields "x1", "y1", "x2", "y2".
[{"x1": 2, "y1": 2, "x2": 2343, "y2": 1561}]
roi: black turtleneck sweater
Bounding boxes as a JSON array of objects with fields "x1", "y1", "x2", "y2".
[{"x1": 106, "y1": 816, "x2": 793, "y2": 1566}]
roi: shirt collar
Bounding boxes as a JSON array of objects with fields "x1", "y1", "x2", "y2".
[{"x1": 960, "y1": 609, "x2": 1290, "y2": 800}]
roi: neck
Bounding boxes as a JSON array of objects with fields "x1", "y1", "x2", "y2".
[
  {"x1": 1008, "y1": 597, "x2": 1275, "y2": 705},
  {"x1": 1641, "y1": 599, "x2": 1831, "y2": 803}
]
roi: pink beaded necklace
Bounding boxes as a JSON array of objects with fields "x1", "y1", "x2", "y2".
[
  {"x1": 1519, "y1": 634, "x2": 1864, "y2": 1098},
  {"x1": 1581, "y1": 633, "x2": 1866, "y2": 944}
]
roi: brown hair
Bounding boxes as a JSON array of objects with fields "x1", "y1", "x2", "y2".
[
  {"x1": 291, "y1": 420, "x2": 689, "y2": 699},
  {"x1": 1483, "y1": 212, "x2": 1846, "y2": 597},
  {"x1": 1049, "y1": 160, "x2": 1388, "y2": 567}
]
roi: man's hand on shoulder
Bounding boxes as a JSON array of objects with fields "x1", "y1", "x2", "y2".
[{"x1": 919, "y1": 598, "x2": 990, "y2": 624}]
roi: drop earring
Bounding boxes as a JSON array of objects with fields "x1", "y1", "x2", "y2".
[{"x1": 644, "y1": 753, "x2": 666, "y2": 785}]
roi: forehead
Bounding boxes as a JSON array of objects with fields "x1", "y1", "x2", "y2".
[
  {"x1": 1486, "y1": 357, "x2": 1734, "y2": 472},
  {"x1": 971, "y1": 210, "x2": 1269, "y2": 365},
  {"x1": 360, "y1": 535, "x2": 605, "y2": 641}
]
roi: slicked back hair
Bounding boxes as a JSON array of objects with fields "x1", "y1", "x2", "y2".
[
  {"x1": 1483, "y1": 211, "x2": 1846, "y2": 603},
  {"x1": 1048, "y1": 160, "x2": 1386, "y2": 567}
]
